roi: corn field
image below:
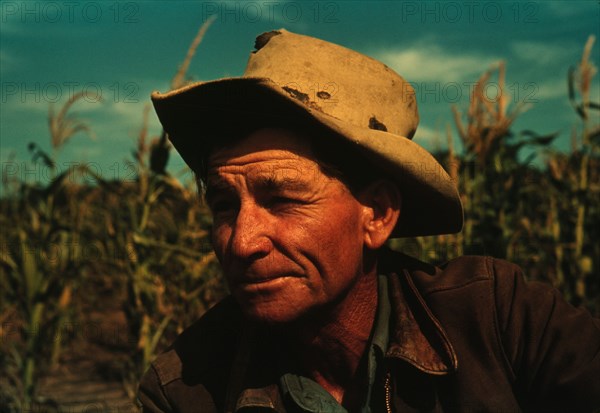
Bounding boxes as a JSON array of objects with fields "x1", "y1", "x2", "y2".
[{"x1": 0, "y1": 30, "x2": 598, "y2": 410}]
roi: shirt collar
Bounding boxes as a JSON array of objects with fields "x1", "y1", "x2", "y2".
[
  {"x1": 359, "y1": 274, "x2": 392, "y2": 413},
  {"x1": 278, "y1": 274, "x2": 392, "y2": 413}
]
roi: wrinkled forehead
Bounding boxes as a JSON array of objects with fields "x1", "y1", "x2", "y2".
[
  {"x1": 203, "y1": 134, "x2": 342, "y2": 206},
  {"x1": 205, "y1": 161, "x2": 322, "y2": 203}
]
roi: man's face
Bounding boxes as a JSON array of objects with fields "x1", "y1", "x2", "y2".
[{"x1": 206, "y1": 128, "x2": 369, "y2": 324}]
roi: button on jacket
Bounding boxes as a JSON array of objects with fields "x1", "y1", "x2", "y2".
[{"x1": 138, "y1": 250, "x2": 600, "y2": 412}]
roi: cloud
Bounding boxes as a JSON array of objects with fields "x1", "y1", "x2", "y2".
[
  {"x1": 533, "y1": 77, "x2": 570, "y2": 100},
  {"x1": 532, "y1": 72, "x2": 600, "y2": 103},
  {"x1": 374, "y1": 43, "x2": 498, "y2": 83},
  {"x1": 70, "y1": 145, "x2": 103, "y2": 159},
  {"x1": 413, "y1": 125, "x2": 444, "y2": 149},
  {"x1": 4, "y1": 94, "x2": 104, "y2": 115},
  {"x1": 108, "y1": 100, "x2": 163, "y2": 132},
  {"x1": 109, "y1": 100, "x2": 147, "y2": 119},
  {"x1": 511, "y1": 41, "x2": 574, "y2": 65}
]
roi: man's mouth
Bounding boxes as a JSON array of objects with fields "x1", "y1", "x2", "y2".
[
  {"x1": 235, "y1": 274, "x2": 299, "y2": 294},
  {"x1": 240, "y1": 276, "x2": 285, "y2": 285}
]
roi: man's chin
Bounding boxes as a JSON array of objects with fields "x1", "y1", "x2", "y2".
[{"x1": 237, "y1": 298, "x2": 308, "y2": 325}]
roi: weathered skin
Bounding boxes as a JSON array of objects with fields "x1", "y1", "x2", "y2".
[{"x1": 205, "y1": 127, "x2": 400, "y2": 407}]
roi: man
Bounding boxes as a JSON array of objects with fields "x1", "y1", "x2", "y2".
[{"x1": 139, "y1": 29, "x2": 600, "y2": 412}]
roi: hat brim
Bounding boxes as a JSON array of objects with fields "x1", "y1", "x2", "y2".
[{"x1": 151, "y1": 77, "x2": 463, "y2": 237}]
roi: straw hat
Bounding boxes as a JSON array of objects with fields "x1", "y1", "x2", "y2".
[{"x1": 151, "y1": 29, "x2": 463, "y2": 237}]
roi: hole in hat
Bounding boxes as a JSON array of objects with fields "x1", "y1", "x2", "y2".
[
  {"x1": 254, "y1": 30, "x2": 282, "y2": 52},
  {"x1": 369, "y1": 116, "x2": 388, "y2": 132}
]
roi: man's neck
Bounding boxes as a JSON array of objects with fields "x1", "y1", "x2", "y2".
[{"x1": 280, "y1": 269, "x2": 379, "y2": 408}]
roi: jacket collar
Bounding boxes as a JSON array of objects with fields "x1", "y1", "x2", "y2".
[{"x1": 386, "y1": 268, "x2": 458, "y2": 374}]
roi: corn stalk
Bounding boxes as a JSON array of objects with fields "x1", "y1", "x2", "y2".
[{"x1": 568, "y1": 35, "x2": 598, "y2": 304}]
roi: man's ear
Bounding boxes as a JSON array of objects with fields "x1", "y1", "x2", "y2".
[{"x1": 358, "y1": 180, "x2": 401, "y2": 250}]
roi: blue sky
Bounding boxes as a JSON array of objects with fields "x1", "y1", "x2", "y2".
[{"x1": 1, "y1": 1, "x2": 599, "y2": 186}]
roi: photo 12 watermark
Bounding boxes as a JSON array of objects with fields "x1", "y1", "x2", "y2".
[
  {"x1": 1, "y1": 1, "x2": 140, "y2": 24},
  {"x1": 200, "y1": 1, "x2": 340, "y2": 24},
  {"x1": 1, "y1": 160, "x2": 145, "y2": 184},
  {"x1": 407, "y1": 81, "x2": 539, "y2": 104},
  {"x1": 1, "y1": 82, "x2": 140, "y2": 104},
  {"x1": 399, "y1": 1, "x2": 540, "y2": 24}
]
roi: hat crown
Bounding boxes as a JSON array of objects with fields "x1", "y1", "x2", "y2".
[{"x1": 243, "y1": 29, "x2": 419, "y2": 139}]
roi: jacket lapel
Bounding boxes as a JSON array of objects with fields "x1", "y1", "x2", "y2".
[{"x1": 386, "y1": 269, "x2": 458, "y2": 374}]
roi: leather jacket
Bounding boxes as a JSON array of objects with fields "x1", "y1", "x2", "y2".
[{"x1": 138, "y1": 250, "x2": 600, "y2": 412}]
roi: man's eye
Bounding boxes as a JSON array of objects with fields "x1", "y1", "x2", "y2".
[
  {"x1": 272, "y1": 196, "x2": 292, "y2": 204},
  {"x1": 267, "y1": 196, "x2": 303, "y2": 209},
  {"x1": 210, "y1": 200, "x2": 237, "y2": 214}
]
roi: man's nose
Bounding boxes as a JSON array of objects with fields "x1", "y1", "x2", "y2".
[{"x1": 230, "y1": 202, "x2": 273, "y2": 261}]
